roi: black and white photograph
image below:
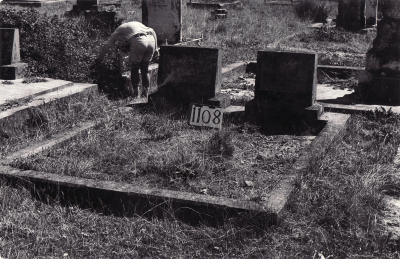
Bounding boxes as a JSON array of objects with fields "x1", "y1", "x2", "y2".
[{"x1": 0, "y1": 0, "x2": 399, "y2": 257}]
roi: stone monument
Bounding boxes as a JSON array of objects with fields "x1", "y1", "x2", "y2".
[
  {"x1": 365, "y1": 0, "x2": 378, "y2": 27},
  {"x1": 336, "y1": 0, "x2": 366, "y2": 31},
  {"x1": 245, "y1": 51, "x2": 323, "y2": 125},
  {"x1": 0, "y1": 28, "x2": 28, "y2": 80},
  {"x1": 142, "y1": 0, "x2": 182, "y2": 45},
  {"x1": 357, "y1": 0, "x2": 400, "y2": 104},
  {"x1": 154, "y1": 45, "x2": 230, "y2": 106}
]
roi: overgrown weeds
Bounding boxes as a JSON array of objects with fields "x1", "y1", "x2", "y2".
[
  {"x1": 0, "y1": 91, "x2": 126, "y2": 158},
  {"x1": 2, "y1": 109, "x2": 400, "y2": 258}
]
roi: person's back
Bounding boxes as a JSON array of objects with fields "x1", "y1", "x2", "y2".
[
  {"x1": 97, "y1": 21, "x2": 158, "y2": 98},
  {"x1": 108, "y1": 22, "x2": 153, "y2": 44}
]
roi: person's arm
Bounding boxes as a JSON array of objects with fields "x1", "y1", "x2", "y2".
[{"x1": 97, "y1": 28, "x2": 121, "y2": 61}]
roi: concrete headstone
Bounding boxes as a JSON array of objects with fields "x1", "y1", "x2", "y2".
[
  {"x1": 0, "y1": 28, "x2": 21, "y2": 66},
  {"x1": 142, "y1": 0, "x2": 182, "y2": 45},
  {"x1": 245, "y1": 50, "x2": 322, "y2": 124},
  {"x1": 365, "y1": 0, "x2": 378, "y2": 27},
  {"x1": 0, "y1": 28, "x2": 28, "y2": 80},
  {"x1": 337, "y1": 0, "x2": 365, "y2": 30},
  {"x1": 156, "y1": 45, "x2": 222, "y2": 103},
  {"x1": 254, "y1": 51, "x2": 317, "y2": 109}
]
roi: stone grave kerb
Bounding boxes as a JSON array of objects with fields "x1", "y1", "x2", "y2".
[
  {"x1": 142, "y1": 0, "x2": 182, "y2": 45},
  {"x1": 0, "y1": 28, "x2": 28, "y2": 80},
  {"x1": 154, "y1": 45, "x2": 229, "y2": 106}
]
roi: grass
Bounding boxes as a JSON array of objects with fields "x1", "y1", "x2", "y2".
[
  {"x1": 1, "y1": 109, "x2": 400, "y2": 258},
  {"x1": 277, "y1": 25, "x2": 376, "y2": 67},
  {"x1": 1, "y1": 0, "x2": 398, "y2": 257},
  {"x1": 0, "y1": 91, "x2": 134, "y2": 159},
  {"x1": 10, "y1": 106, "x2": 319, "y2": 200}
]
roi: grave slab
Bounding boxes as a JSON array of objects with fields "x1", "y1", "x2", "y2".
[
  {"x1": 0, "y1": 79, "x2": 73, "y2": 107},
  {"x1": 142, "y1": 0, "x2": 182, "y2": 45},
  {"x1": 156, "y1": 45, "x2": 222, "y2": 104},
  {"x1": 0, "y1": 82, "x2": 98, "y2": 137}
]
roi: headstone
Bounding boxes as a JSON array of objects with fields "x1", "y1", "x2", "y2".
[
  {"x1": 0, "y1": 28, "x2": 21, "y2": 66},
  {"x1": 245, "y1": 51, "x2": 323, "y2": 124},
  {"x1": 337, "y1": 0, "x2": 365, "y2": 31},
  {"x1": 365, "y1": 0, "x2": 378, "y2": 27},
  {"x1": 142, "y1": 0, "x2": 182, "y2": 45},
  {"x1": 255, "y1": 51, "x2": 317, "y2": 109},
  {"x1": 0, "y1": 28, "x2": 28, "y2": 80},
  {"x1": 156, "y1": 45, "x2": 222, "y2": 104},
  {"x1": 357, "y1": 0, "x2": 400, "y2": 104}
]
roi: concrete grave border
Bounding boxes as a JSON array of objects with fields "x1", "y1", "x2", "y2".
[
  {"x1": 0, "y1": 61, "x2": 352, "y2": 224},
  {"x1": 0, "y1": 109, "x2": 350, "y2": 224}
]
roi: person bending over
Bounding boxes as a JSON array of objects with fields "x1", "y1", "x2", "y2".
[{"x1": 97, "y1": 21, "x2": 158, "y2": 98}]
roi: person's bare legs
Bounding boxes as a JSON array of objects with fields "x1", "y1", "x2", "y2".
[
  {"x1": 131, "y1": 63, "x2": 141, "y2": 97},
  {"x1": 140, "y1": 61, "x2": 150, "y2": 98}
]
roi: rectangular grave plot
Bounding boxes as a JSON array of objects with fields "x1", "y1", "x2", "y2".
[
  {"x1": 142, "y1": 0, "x2": 182, "y2": 45},
  {"x1": 158, "y1": 46, "x2": 222, "y2": 103},
  {"x1": 0, "y1": 28, "x2": 21, "y2": 66},
  {"x1": 255, "y1": 51, "x2": 317, "y2": 109}
]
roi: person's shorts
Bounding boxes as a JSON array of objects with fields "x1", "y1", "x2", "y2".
[{"x1": 129, "y1": 34, "x2": 156, "y2": 66}]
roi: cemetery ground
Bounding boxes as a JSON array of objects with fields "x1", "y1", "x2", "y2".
[
  {"x1": 0, "y1": 0, "x2": 400, "y2": 257},
  {"x1": 1, "y1": 107, "x2": 399, "y2": 258}
]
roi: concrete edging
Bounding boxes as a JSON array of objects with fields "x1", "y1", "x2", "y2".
[{"x1": 0, "y1": 111, "x2": 350, "y2": 224}]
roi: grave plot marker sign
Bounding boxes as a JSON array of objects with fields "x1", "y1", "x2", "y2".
[
  {"x1": 142, "y1": 0, "x2": 182, "y2": 45},
  {"x1": 188, "y1": 103, "x2": 223, "y2": 129},
  {"x1": 157, "y1": 45, "x2": 222, "y2": 104}
]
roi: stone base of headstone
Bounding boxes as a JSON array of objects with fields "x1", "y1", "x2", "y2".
[
  {"x1": 186, "y1": 1, "x2": 241, "y2": 9},
  {"x1": 357, "y1": 70, "x2": 400, "y2": 104},
  {"x1": 244, "y1": 99, "x2": 324, "y2": 126},
  {"x1": 0, "y1": 62, "x2": 28, "y2": 80},
  {"x1": 207, "y1": 93, "x2": 231, "y2": 108}
]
